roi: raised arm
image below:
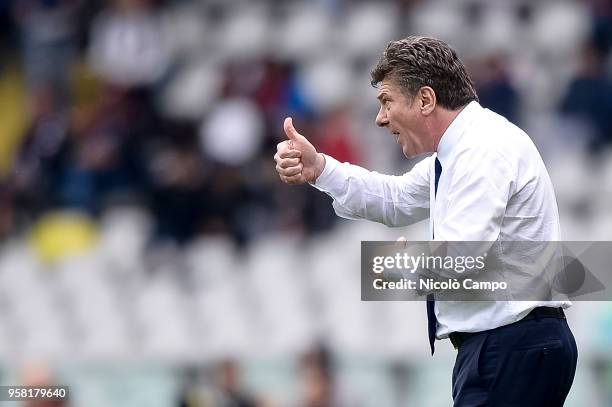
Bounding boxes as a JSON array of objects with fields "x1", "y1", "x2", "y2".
[{"x1": 275, "y1": 117, "x2": 431, "y2": 227}]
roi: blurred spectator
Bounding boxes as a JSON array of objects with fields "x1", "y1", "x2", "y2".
[
  {"x1": 297, "y1": 345, "x2": 334, "y2": 407},
  {"x1": 253, "y1": 59, "x2": 294, "y2": 123},
  {"x1": 0, "y1": 181, "x2": 13, "y2": 239},
  {"x1": 20, "y1": 362, "x2": 68, "y2": 407},
  {"x1": 145, "y1": 119, "x2": 208, "y2": 244},
  {"x1": 0, "y1": 1, "x2": 16, "y2": 69},
  {"x1": 59, "y1": 85, "x2": 156, "y2": 213},
  {"x1": 313, "y1": 107, "x2": 361, "y2": 165},
  {"x1": 12, "y1": 0, "x2": 80, "y2": 107},
  {"x1": 215, "y1": 359, "x2": 258, "y2": 407},
  {"x1": 585, "y1": 0, "x2": 612, "y2": 55},
  {"x1": 472, "y1": 52, "x2": 519, "y2": 125},
  {"x1": 559, "y1": 40, "x2": 612, "y2": 153},
  {"x1": 11, "y1": 85, "x2": 69, "y2": 219},
  {"x1": 176, "y1": 360, "x2": 257, "y2": 407},
  {"x1": 294, "y1": 344, "x2": 362, "y2": 407}
]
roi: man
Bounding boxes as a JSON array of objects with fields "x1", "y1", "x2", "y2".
[{"x1": 274, "y1": 37, "x2": 578, "y2": 406}]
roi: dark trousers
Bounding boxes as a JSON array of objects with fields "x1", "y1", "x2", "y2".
[{"x1": 452, "y1": 314, "x2": 577, "y2": 406}]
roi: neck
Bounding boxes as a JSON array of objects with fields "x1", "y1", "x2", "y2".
[{"x1": 431, "y1": 105, "x2": 466, "y2": 151}]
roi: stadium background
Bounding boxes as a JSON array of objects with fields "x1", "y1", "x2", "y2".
[{"x1": 1, "y1": 0, "x2": 612, "y2": 405}]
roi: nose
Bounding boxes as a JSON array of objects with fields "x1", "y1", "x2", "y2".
[{"x1": 375, "y1": 106, "x2": 388, "y2": 127}]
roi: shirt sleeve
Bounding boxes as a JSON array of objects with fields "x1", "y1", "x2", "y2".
[
  {"x1": 436, "y1": 148, "x2": 515, "y2": 241},
  {"x1": 311, "y1": 154, "x2": 431, "y2": 227}
]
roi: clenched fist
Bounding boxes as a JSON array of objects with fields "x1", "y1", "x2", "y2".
[{"x1": 274, "y1": 117, "x2": 326, "y2": 185}]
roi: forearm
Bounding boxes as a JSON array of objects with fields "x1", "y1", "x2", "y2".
[{"x1": 311, "y1": 154, "x2": 430, "y2": 226}]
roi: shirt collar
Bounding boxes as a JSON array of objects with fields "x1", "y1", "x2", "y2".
[{"x1": 436, "y1": 100, "x2": 482, "y2": 164}]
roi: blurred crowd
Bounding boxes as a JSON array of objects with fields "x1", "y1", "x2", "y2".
[
  {"x1": 1, "y1": 0, "x2": 612, "y2": 406},
  {"x1": 1, "y1": 0, "x2": 612, "y2": 246},
  {"x1": 1, "y1": 0, "x2": 356, "y2": 247}
]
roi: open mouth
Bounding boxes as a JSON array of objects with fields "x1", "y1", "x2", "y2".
[{"x1": 392, "y1": 131, "x2": 400, "y2": 143}]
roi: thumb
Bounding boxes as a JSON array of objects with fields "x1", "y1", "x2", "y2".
[{"x1": 284, "y1": 117, "x2": 305, "y2": 143}]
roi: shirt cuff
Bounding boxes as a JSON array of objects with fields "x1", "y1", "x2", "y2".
[{"x1": 310, "y1": 154, "x2": 341, "y2": 192}]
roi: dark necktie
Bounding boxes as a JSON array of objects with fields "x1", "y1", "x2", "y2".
[{"x1": 427, "y1": 157, "x2": 442, "y2": 355}]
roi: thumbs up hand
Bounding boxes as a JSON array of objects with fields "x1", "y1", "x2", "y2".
[{"x1": 275, "y1": 117, "x2": 326, "y2": 185}]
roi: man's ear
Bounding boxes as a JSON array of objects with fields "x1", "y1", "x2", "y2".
[{"x1": 418, "y1": 86, "x2": 436, "y2": 115}]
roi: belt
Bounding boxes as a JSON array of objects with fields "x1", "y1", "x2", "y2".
[{"x1": 448, "y1": 307, "x2": 566, "y2": 350}]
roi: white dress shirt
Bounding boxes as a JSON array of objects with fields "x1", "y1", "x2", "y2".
[{"x1": 312, "y1": 101, "x2": 570, "y2": 338}]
